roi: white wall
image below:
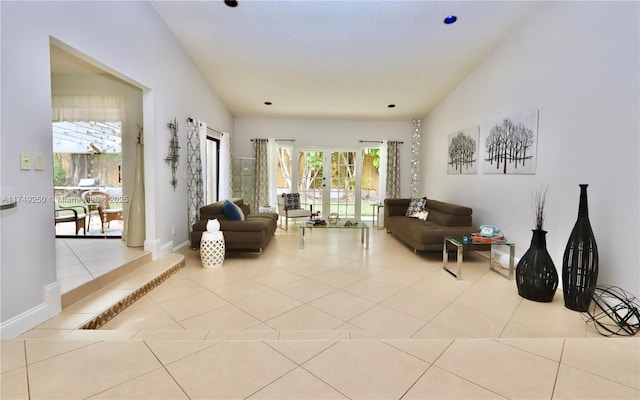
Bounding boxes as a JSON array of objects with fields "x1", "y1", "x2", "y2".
[
  {"x1": 234, "y1": 117, "x2": 415, "y2": 200},
  {"x1": 0, "y1": 1, "x2": 233, "y2": 337},
  {"x1": 421, "y1": 2, "x2": 639, "y2": 296}
]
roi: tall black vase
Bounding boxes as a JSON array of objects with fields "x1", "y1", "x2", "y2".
[
  {"x1": 562, "y1": 184, "x2": 599, "y2": 311},
  {"x1": 516, "y1": 229, "x2": 558, "y2": 302}
]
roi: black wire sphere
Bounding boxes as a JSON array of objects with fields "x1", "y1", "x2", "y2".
[{"x1": 581, "y1": 285, "x2": 640, "y2": 336}]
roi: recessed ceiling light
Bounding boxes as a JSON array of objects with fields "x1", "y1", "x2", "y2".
[
  {"x1": 224, "y1": 0, "x2": 238, "y2": 8},
  {"x1": 264, "y1": 101, "x2": 272, "y2": 106},
  {"x1": 444, "y1": 15, "x2": 457, "y2": 24},
  {"x1": 387, "y1": 104, "x2": 396, "y2": 108}
]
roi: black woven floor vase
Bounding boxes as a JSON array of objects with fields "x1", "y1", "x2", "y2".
[
  {"x1": 562, "y1": 184, "x2": 599, "y2": 311},
  {"x1": 516, "y1": 229, "x2": 558, "y2": 302}
]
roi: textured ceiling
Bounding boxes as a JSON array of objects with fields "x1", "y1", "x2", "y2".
[
  {"x1": 52, "y1": 1, "x2": 543, "y2": 121},
  {"x1": 151, "y1": 1, "x2": 541, "y2": 120}
]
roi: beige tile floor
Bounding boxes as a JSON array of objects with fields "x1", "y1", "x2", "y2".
[{"x1": 3, "y1": 226, "x2": 639, "y2": 399}]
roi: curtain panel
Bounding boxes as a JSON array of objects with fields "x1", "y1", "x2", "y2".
[
  {"x1": 386, "y1": 140, "x2": 401, "y2": 198},
  {"x1": 186, "y1": 119, "x2": 204, "y2": 230},
  {"x1": 253, "y1": 139, "x2": 269, "y2": 213},
  {"x1": 52, "y1": 95, "x2": 125, "y2": 122}
]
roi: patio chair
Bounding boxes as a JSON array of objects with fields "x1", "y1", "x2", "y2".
[
  {"x1": 54, "y1": 201, "x2": 87, "y2": 235},
  {"x1": 277, "y1": 193, "x2": 312, "y2": 230},
  {"x1": 81, "y1": 190, "x2": 123, "y2": 233}
]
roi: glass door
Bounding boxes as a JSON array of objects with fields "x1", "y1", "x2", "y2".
[
  {"x1": 296, "y1": 150, "x2": 324, "y2": 216},
  {"x1": 291, "y1": 149, "x2": 361, "y2": 221},
  {"x1": 278, "y1": 147, "x2": 375, "y2": 222},
  {"x1": 327, "y1": 150, "x2": 359, "y2": 220}
]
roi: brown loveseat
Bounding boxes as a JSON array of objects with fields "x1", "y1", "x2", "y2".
[
  {"x1": 384, "y1": 198, "x2": 479, "y2": 252},
  {"x1": 190, "y1": 198, "x2": 278, "y2": 253}
]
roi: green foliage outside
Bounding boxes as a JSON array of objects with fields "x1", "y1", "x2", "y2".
[{"x1": 53, "y1": 156, "x2": 66, "y2": 186}]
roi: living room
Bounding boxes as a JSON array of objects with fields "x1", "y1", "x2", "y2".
[
  {"x1": 1, "y1": 0, "x2": 638, "y2": 345},
  {"x1": 1, "y1": 1, "x2": 639, "y2": 398}
]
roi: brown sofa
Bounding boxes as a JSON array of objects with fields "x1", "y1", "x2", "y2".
[
  {"x1": 384, "y1": 198, "x2": 479, "y2": 252},
  {"x1": 190, "y1": 198, "x2": 278, "y2": 253}
]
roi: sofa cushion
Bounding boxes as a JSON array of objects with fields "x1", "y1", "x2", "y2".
[
  {"x1": 282, "y1": 193, "x2": 301, "y2": 210},
  {"x1": 223, "y1": 200, "x2": 245, "y2": 221},
  {"x1": 405, "y1": 197, "x2": 427, "y2": 216}
]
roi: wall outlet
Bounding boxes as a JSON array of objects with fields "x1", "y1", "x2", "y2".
[
  {"x1": 34, "y1": 153, "x2": 44, "y2": 171},
  {"x1": 20, "y1": 152, "x2": 31, "y2": 170}
]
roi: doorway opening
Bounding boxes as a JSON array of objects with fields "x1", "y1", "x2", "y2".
[
  {"x1": 50, "y1": 42, "x2": 145, "y2": 295},
  {"x1": 53, "y1": 120, "x2": 124, "y2": 238}
]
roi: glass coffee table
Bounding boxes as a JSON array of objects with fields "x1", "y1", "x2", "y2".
[
  {"x1": 300, "y1": 221, "x2": 370, "y2": 250},
  {"x1": 443, "y1": 236, "x2": 515, "y2": 280}
]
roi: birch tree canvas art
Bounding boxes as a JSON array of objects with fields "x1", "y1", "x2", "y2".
[
  {"x1": 447, "y1": 126, "x2": 479, "y2": 174},
  {"x1": 482, "y1": 109, "x2": 539, "y2": 174}
]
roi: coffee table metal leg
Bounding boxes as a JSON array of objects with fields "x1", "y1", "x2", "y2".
[
  {"x1": 456, "y1": 244, "x2": 463, "y2": 280},
  {"x1": 299, "y1": 226, "x2": 305, "y2": 249},
  {"x1": 363, "y1": 227, "x2": 369, "y2": 250},
  {"x1": 442, "y1": 239, "x2": 462, "y2": 280},
  {"x1": 489, "y1": 243, "x2": 516, "y2": 280}
]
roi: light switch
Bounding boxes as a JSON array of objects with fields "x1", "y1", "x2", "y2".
[
  {"x1": 34, "y1": 153, "x2": 44, "y2": 171},
  {"x1": 20, "y1": 152, "x2": 31, "y2": 170}
]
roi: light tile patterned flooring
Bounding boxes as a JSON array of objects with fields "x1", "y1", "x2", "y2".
[
  {"x1": 3, "y1": 226, "x2": 639, "y2": 399},
  {"x1": 56, "y1": 235, "x2": 144, "y2": 294}
]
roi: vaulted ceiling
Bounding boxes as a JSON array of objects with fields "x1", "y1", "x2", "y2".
[{"x1": 151, "y1": 1, "x2": 541, "y2": 120}]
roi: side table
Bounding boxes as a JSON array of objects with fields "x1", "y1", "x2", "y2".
[
  {"x1": 372, "y1": 203, "x2": 385, "y2": 229},
  {"x1": 443, "y1": 236, "x2": 515, "y2": 280},
  {"x1": 201, "y1": 231, "x2": 225, "y2": 269}
]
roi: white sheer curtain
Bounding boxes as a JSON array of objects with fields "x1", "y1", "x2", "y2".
[
  {"x1": 378, "y1": 141, "x2": 389, "y2": 201},
  {"x1": 51, "y1": 95, "x2": 125, "y2": 122},
  {"x1": 267, "y1": 139, "x2": 278, "y2": 207},
  {"x1": 219, "y1": 132, "x2": 233, "y2": 200}
]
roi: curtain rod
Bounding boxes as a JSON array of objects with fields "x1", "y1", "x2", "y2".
[
  {"x1": 207, "y1": 127, "x2": 225, "y2": 136},
  {"x1": 359, "y1": 140, "x2": 404, "y2": 144},
  {"x1": 187, "y1": 117, "x2": 225, "y2": 136},
  {"x1": 250, "y1": 139, "x2": 296, "y2": 142}
]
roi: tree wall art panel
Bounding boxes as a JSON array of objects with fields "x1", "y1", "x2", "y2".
[
  {"x1": 447, "y1": 125, "x2": 480, "y2": 174},
  {"x1": 482, "y1": 109, "x2": 539, "y2": 174}
]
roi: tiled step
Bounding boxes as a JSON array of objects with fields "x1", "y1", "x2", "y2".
[
  {"x1": 61, "y1": 251, "x2": 153, "y2": 308},
  {"x1": 126, "y1": 330, "x2": 414, "y2": 341},
  {"x1": 58, "y1": 253, "x2": 186, "y2": 330}
]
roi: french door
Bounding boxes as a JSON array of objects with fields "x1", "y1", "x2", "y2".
[{"x1": 293, "y1": 149, "x2": 362, "y2": 220}]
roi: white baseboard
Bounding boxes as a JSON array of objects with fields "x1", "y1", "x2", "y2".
[
  {"x1": 173, "y1": 240, "x2": 190, "y2": 252},
  {"x1": 159, "y1": 241, "x2": 173, "y2": 258},
  {"x1": 0, "y1": 282, "x2": 61, "y2": 339}
]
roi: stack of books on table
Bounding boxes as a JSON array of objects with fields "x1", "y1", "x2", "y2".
[{"x1": 470, "y1": 233, "x2": 506, "y2": 243}]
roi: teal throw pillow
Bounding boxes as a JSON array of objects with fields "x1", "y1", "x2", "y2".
[{"x1": 223, "y1": 200, "x2": 245, "y2": 221}]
